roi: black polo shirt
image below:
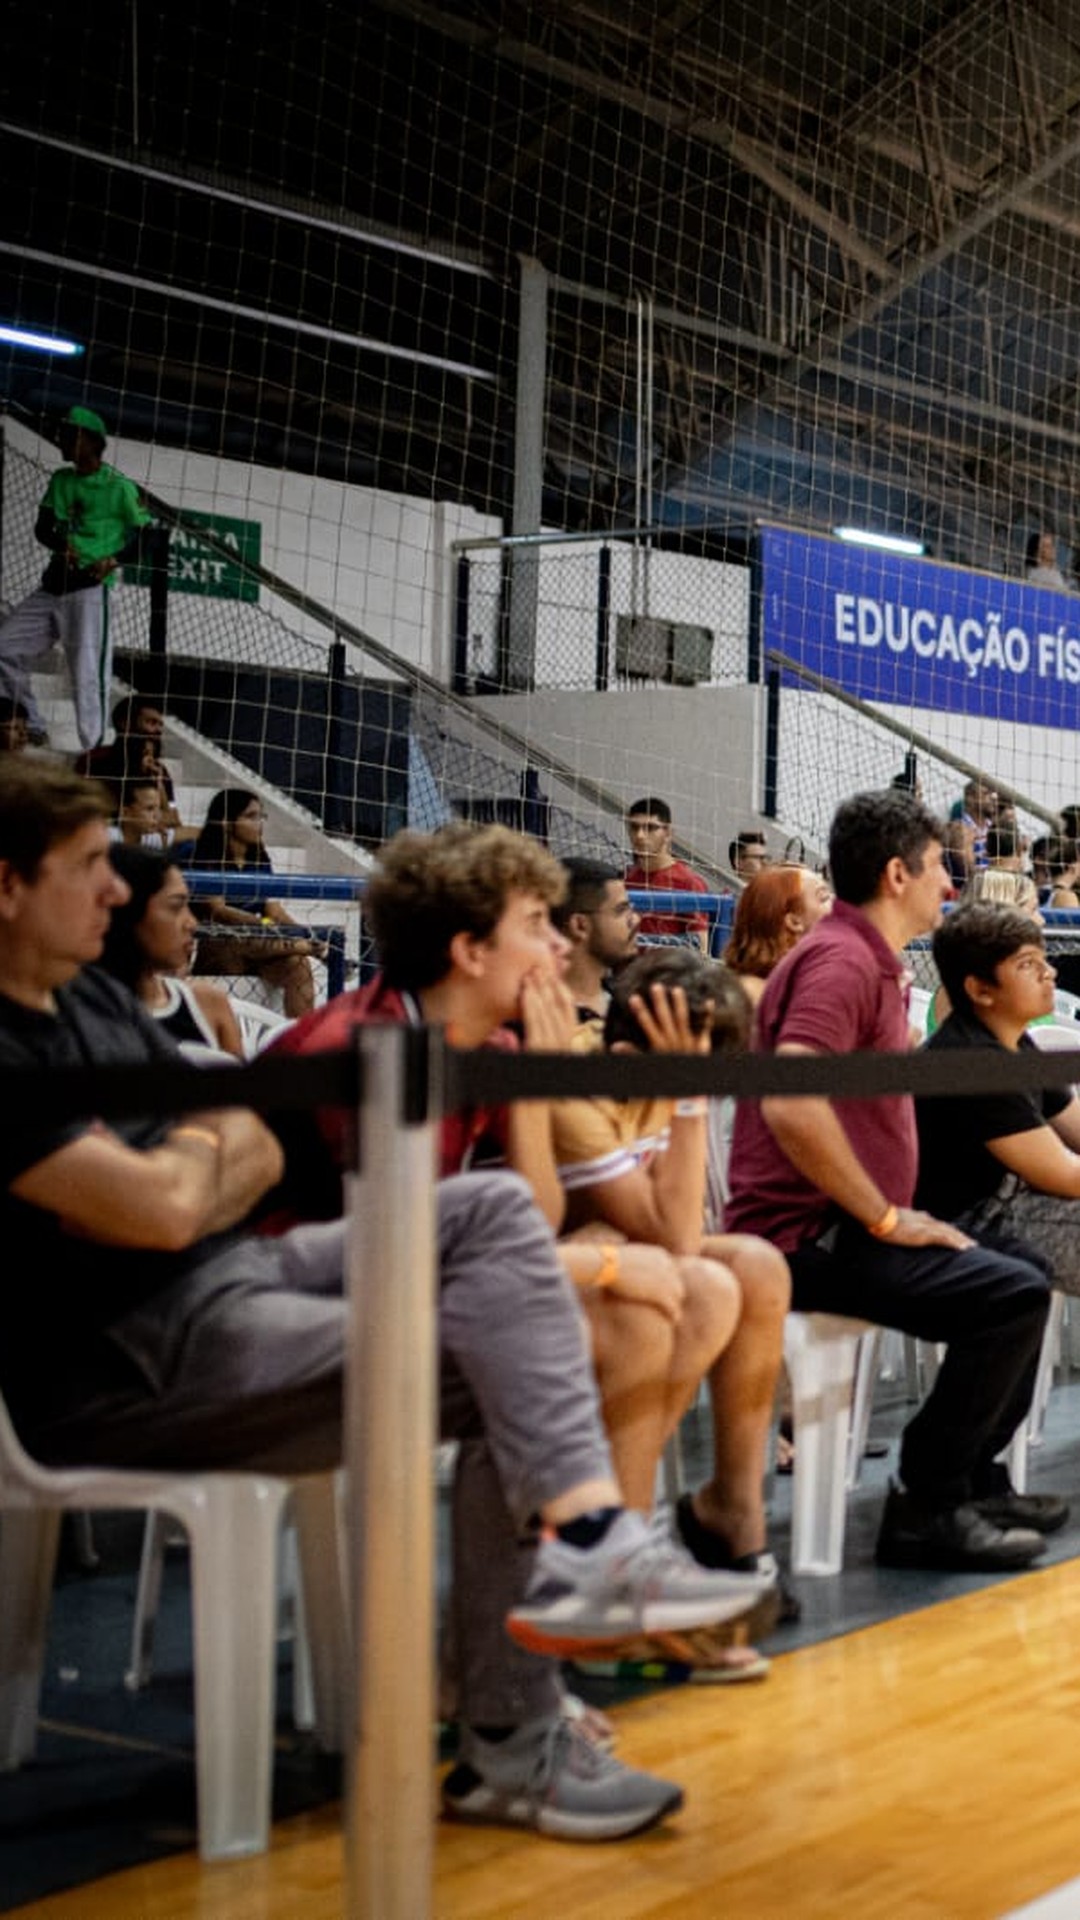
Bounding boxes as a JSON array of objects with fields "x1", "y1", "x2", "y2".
[{"x1": 914, "y1": 1009, "x2": 1070, "y2": 1218}]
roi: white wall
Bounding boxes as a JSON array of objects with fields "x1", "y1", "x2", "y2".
[
  {"x1": 3, "y1": 416, "x2": 500, "y2": 681},
  {"x1": 478, "y1": 685, "x2": 768, "y2": 870}
]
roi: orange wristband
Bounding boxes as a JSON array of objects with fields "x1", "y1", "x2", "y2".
[
  {"x1": 868, "y1": 1203, "x2": 899, "y2": 1239},
  {"x1": 592, "y1": 1245, "x2": 621, "y2": 1290}
]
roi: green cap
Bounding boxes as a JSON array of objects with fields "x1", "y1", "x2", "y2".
[{"x1": 62, "y1": 404, "x2": 107, "y2": 440}]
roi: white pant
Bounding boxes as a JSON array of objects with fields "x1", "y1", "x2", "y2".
[{"x1": 0, "y1": 584, "x2": 111, "y2": 748}]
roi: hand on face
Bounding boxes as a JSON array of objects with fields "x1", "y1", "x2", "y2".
[
  {"x1": 520, "y1": 968, "x2": 578, "y2": 1051},
  {"x1": 627, "y1": 980, "x2": 712, "y2": 1054}
]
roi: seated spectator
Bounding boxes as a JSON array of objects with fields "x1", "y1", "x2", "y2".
[
  {"x1": 1058, "y1": 803, "x2": 1080, "y2": 840},
  {"x1": 0, "y1": 698, "x2": 29, "y2": 754},
  {"x1": 549, "y1": 945, "x2": 794, "y2": 1633},
  {"x1": 914, "y1": 902, "x2": 1080, "y2": 1370},
  {"x1": 268, "y1": 825, "x2": 775, "y2": 1660},
  {"x1": 725, "y1": 786, "x2": 1060, "y2": 1572},
  {"x1": 625, "y1": 796, "x2": 711, "y2": 949},
  {"x1": 1038, "y1": 835, "x2": 1080, "y2": 910},
  {"x1": 1025, "y1": 529, "x2": 1068, "y2": 589},
  {"x1": 0, "y1": 758, "x2": 767, "y2": 1842},
  {"x1": 1030, "y1": 835, "x2": 1052, "y2": 892},
  {"x1": 110, "y1": 773, "x2": 168, "y2": 850},
  {"x1": 79, "y1": 699, "x2": 187, "y2": 839},
  {"x1": 943, "y1": 776, "x2": 996, "y2": 886},
  {"x1": 926, "y1": 867, "x2": 1044, "y2": 1036},
  {"x1": 100, "y1": 843, "x2": 244, "y2": 1058},
  {"x1": 184, "y1": 787, "x2": 327, "y2": 1018},
  {"x1": 551, "y1": 857, "x2": 640, "y2": 1021},
  {"x1": 724, "y1": 864, "x2": 832, "y2": 1012},
  {"x1": 722, "y1": 864, "x2": 833, "y2": 1469},
  {"x1": 729, "y1": 829, "x2": 770, "y2": 884},
  {"x1": 985, "y1": 824, "x2": 1025, "y2": 872}
]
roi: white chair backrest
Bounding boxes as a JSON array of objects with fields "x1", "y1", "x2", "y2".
[
  {"x1": 1029, "y1": 1021, "x2": 1080, "y2": 1053},
  {"x1": 235, "y1": 1002, "x2": 294, "y2": 1059},
  {"x1": 909, "y1": 985, "x2": 933, "y2": 1035}
]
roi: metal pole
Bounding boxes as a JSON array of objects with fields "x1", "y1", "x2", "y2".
[
  {"x1": 506, "y1": 255, "x2": 548, "y2": 690},
  {"x1": 595, "y1": 543, "x2": 611, "y2": 689},
  {"x1": 147, "y1": 525, "x2": 169, "y2": 662},
  {"x1": 344, "y1": 1023, "x2": 441, "y2": 1919},
  {"x1": 452, "y1": 553, "x2": 471, "y2": 695}
]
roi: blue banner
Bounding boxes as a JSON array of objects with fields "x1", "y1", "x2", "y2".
[{"x1": 760, "y1": 525, "x2": 1080, "y2": 732}]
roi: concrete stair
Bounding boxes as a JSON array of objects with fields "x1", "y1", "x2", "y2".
[{"x1": 29, "y1": 651, "x2": 371, "y2": 1003}]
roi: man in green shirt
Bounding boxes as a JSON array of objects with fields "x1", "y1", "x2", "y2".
[{"x1": 0, "y1": 405, "x2": 151, "y2": 749}]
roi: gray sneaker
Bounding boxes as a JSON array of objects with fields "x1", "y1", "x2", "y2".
[
  {"x1": 442, "y1": 1714, "x2": 682, "y2": 1841},
  {"x1": 505, "y1": 1508, "x2": 774, "y2": 1661}
]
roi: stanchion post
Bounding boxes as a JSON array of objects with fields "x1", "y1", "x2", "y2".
[{"x1": 344, "y1": 1022, "x2": 442, "y2": 1919}]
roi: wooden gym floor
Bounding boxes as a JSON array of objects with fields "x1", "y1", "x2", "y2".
[{"x1": 9, "y1": 1553, "x2": 1080, "y2": 1920}]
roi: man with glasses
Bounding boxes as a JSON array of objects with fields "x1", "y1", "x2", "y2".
[
  {"x1": 552, "y1": 859, "x2": 641, "y2": 1020},
  {"x1": 625, "y1": 796, "x2": 711, "y2": 950},
  {"x1": 729, "y1": 831, "x2": 771, "y2": 884}
]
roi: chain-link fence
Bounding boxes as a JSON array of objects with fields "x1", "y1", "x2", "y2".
[{"x1": 455, "y1": 537, "x2": 750, "y2": 694}]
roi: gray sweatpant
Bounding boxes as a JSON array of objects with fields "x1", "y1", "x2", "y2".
[
  {"x1": 27, "y1": 1171, "x2": 612, "y2": 1727},
  {"x1": 0, "y1": 583, "x2": 111, "y2": 748}
]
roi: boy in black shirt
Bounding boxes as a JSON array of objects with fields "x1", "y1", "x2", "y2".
[{"x1": 916, "y1": 901, "x2": 1080, "y2": 1363}]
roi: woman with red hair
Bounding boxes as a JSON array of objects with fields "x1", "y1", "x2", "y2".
[
  {"x1": 722, "y1": 863, "x2": 832, "y2": 1477},
  {"x1": 724, "y1": 864, "x2": 832, "y2": 1010}
]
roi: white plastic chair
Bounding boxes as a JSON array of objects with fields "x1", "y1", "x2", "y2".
[
  {"x1": 0, "y1": 1389, "x2": 347, "y2": 1860},
  {"x1": 234, "y1": 1000, "x2": 294, "y2": 1058},
  {"x1": 124, "y1": 1472, "x2": 349, "y2": 1752},
  {"x1": 908, "y1": 984, "x2": 933, "y2": 1037}
]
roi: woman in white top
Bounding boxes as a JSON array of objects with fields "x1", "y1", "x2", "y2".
[{"x1": 100, "y1": 844, "x2": 244, "y2": 1059}]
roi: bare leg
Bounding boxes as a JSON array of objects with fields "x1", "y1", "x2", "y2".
[
  {"x1": 580, "y1": 1250, "x2": 740, "y2": 1511},
  {"x1": 582, "y1": 1293, "x2": 678, "y2": 1511},
  {"x1": 693, "y1": 1233, "x2": 790, "y2": 1558},
  {"x1": 262, "y1": 952, "x2": 317, "y2": 1017}
]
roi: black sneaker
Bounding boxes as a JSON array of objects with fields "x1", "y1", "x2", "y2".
[
  {"x1": 971, "y1": 1465, "x2": 1070, "y2": 1536},
  {"x1": 874, "y1": 1485, "x2": 1047, "y2": 1572},
  {"x1": 674, "y1": 1493, "x2": 799, "y2": 1626}
]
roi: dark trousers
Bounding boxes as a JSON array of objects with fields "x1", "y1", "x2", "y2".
[{"x1": 788, "y1": 1221, "x2": 1050, "y2": 1509}]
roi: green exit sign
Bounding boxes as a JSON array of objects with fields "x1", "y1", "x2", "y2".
[{"x1": 127, "y1": 511, "x2": 261, "y2": 602}]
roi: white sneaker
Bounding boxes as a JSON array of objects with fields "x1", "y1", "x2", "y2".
[{"x1": 505, "y1": 1508, "x2": 774, "y2": 1661}]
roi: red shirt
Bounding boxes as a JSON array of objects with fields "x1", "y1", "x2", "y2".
[
  {"x1": 724, "y1": 900, "x2": 915, "y2": 1252},
  {"x1": 625, "y1": 859, "x2": 711, "y2": 937},
  {"x1": 267, "y1": 974, "x2": 515, "y2": 1179}
]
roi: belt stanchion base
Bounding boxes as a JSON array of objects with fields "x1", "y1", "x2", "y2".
[{"x1": 344, "y1": 1023, "x2": 441, "y2": 1919}]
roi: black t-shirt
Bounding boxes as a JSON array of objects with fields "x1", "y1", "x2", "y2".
[
  {"x1": 0, "y1": 968, "x2": 233, "y2": 1420},
  {"x1": 914, "y1": 1009, "x2": 1070, "y2": 1218}
]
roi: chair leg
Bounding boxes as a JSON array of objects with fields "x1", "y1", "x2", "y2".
[
  {"x1": 846, "y1": 1329, "x2": 883, "y2": 1490},
  {"x1": 176, "y1": 1476, "x2": 290, "y2": 1862},
  {"x1": 0, "y1": 1509, "x2": 61, "y2": 1769},
  {"x1": 279, "y1": 1522, "x2": 315, "y2": 1733},
  {"x1": 786, "y1": 1318, "x2": 863, "y2": 1575},
  {"x1": 1028, "y1": 1291, "x2": 1065, "y2": 1450},
  {"x1": 124, "y1": 1510, "x2": 169, "y2": 1692},
  {"x1": 291, "y1": 1472, "x2": 350, "y2": 1755}
]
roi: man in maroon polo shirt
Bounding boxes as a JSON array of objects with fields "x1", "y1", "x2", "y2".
[{"x1": 724, "y1": 788, "x2": 1064, "y2": 1573}]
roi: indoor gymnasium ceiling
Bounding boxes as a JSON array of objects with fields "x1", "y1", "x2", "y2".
[{"x1": 4, "y1": 0, "x2": 1080, "y2": 571}]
